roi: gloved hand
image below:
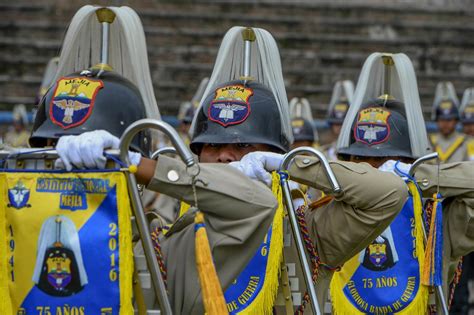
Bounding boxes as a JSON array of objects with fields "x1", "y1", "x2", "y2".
[
  {"x1": 55, "y1": 130, "x2": 141, "y2": 171},
  {"x1": 229, "y1": 151, "x2": 284, "y2": 186}
]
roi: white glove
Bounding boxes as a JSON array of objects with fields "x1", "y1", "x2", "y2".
[
  {"x1": 229, "y1": 151, "x2": 283, "y2": 186},
  {"x1": 55, "y1": 130, "x2": 141, "y2": 171},
  {"x1": 292, "y1": 197, "x2": 305, "y2": 209}
]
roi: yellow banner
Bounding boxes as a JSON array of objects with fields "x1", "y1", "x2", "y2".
[{"x1": 0, "y1": 171, "x2": 133, "y2": 315}]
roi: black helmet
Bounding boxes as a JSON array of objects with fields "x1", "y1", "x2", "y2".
[
  {"x1": 30, "y1": 69, "x2": 151, "y2": 156},
  {"x1": 337, "y1": 98, "x2": 412, "y2": 159},
  {"x1": 433, "y1": 99, "x2": 460, "y2": 121},
  {"x1": 327, "y1": 100, "x2": 350, "y2": 124},
  {"x1": 461, "y1": 104, "x2": 474, "y2": 124},
  {"x1": 190, "y1": 80, "x2": 290, "y2": 154},
  {"x1": 291, "y1": 118, "x2": 315, "y2": 142}
]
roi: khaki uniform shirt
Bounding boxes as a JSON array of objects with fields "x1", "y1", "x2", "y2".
[
  {"x1": 288, "y1": 157, "x2": 408, "y2": 310},
  {"x1": 430, "y1": 131, "x2": 474, "y2": 163},
  {"x1": 147, "y1": 156, "x2": 278, "y2": 314},
  {"x1": 147, "y1": 155, "x2": 408, "y2": 314}
]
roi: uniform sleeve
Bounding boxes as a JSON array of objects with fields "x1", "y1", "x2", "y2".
[
  {"x1": 414, "y1": 162, "x2": 474, "y2": 258},
  {"x1": 147, "y1": 156, "x2": 278, "y2": 314},
  {"x1": 147, "y1": 155, "x2": 277, "y2": 225},
  {"x1": 288, "y1": 156, "x2": 408, "y2": 267}
]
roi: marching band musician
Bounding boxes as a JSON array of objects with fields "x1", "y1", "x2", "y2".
[{"x1": 54, "y1": 27, "x2": 407, "y2": 314}]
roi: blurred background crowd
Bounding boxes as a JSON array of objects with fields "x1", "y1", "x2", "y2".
[{"x1": 1, "y1": 0, "x2": 474, "y2": 147}]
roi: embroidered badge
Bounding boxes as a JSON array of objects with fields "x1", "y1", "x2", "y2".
[
  {"x1": 440, "y1": 100, "x2": 454, "y2": 115},
  {"x1": 464, "y1": 105, "x2": 474, "y2": 119},
  {"x1": 354, "y1": 107, "x2": 391, "y2": 145},
  {"x1": 7, "y1": 180, "x2": 31, "y2": 209},
  {"x1": 208, "y1": 84, "x2": 253, "y2": 127},
  {"x1": 334, "y1": 103, "x2": 349, "y2": 119},
  {"x1": 36, "y1": 216, "x2": 86, "y2": 296},
  {"x1": 360, "y1": 230, "x2": 398, "y2": 271},
  {"x1": 49, "y1": 77, "x2": 104, "y2": 129},
  {"x1": 292, "y1": 118, "x2": 304, "y2": 135}
]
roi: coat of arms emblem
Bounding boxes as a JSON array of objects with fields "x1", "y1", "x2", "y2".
[
  {"x1": 355, "y1": 107, "x2": 391, "y2": 145},
  {"x1": 50, "y1": 77, "x2": 103, "y2": 129},
  {"x1": 8, "y1": 180, "x2": 31, "y2": 209},
  {"x1": 208, "y1": 84, "x2": 253, "y2": 127}
]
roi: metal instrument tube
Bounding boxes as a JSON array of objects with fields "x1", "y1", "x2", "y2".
[
  {"x1": 280, "y1": 177, "x2": 321, "y2": 315},
  {"x1": 408, "y1": 152, "x2": 439, "y2": 177},
  {"x1": 280, "y1": 146, "x2": 343, "y2": 315},
  {"x1": 151, "y1": 147, "x2": 177, "y2": 160},
  {"x1": 281, "y1": 147, "x2": 343, "y2": 196},
  {"x1": 119, "y1": 119, "x2": 197, "y2": 315},
  {"x1": 119, "y1": 119, "x2": 195, "y2": 168}
]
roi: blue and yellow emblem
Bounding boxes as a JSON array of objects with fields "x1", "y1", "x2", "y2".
[
  {"x1": 463, "y1": 104, "x2": 474, "y2": 119},
  {"x1": 334, "y1": 102, "x2": 349, "y2": 119},
  {"x1": 355, "y1": 107, "x2": 391, "y2": 146},
  {"x1": 7, "y1": 180, "x2": 31, "y2": 209},
  {"x1": 209, "y1": 84, "x2": 253, "y2": 127},
  {"x1": 50, "y1": 77, "x2": 104, "y2": 129},
  {"x1": 291, "y1": 118, "x2": 305, "y2": 136},
  {"x1": 439, "y1": 100, "x2": 454, "y2": 115}
]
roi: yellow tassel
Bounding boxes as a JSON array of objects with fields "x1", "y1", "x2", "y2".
[
  {"x1": 117, "y1": 173, "x2": 134, "y2": 315},
  {"x1": 0, "y1": 174, "x2": 12, "y2": 314},
  {"x1": 195, "y1": 211, "x2": 228, "y2": 315},
  {"x1": 407, "y1": 183, "x2": 426, "y2": 262},
  {"x1": 239, "y1": 172, "x2": 285, "y2": 315}
]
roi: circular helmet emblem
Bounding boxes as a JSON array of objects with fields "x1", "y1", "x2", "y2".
[{"x1": 354, "y1": 107, "x2": 391, "y2": 146}]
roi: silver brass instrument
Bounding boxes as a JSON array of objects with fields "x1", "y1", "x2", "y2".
[
  {"x1": 119, "y1": 119, "x2": 198, "y2": 315},
  {"x1": 279, "y1": 146, "x2": 343, "y2": 315}
]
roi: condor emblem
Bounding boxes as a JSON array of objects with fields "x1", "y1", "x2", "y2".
[
  {"x1": 208, "y1": 84, "x2": 253, "y2": 127},
  {"x1": 7, "y1": 180, "x2": 31, "y2": 209},
  {"x1": 354, "y1": 107, "x2": 391, "y2": 146},
  {"x1": 50, "y1": 77, "x2": 104, "y2": 129}
]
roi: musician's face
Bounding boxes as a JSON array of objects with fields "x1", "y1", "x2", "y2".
[
  {"x1": 291, "y1": 140, "x2": 314, "y2": 150},
  {"x1": 463, "y1": 123, "x2": 474, "y2": 137},
  {"x1": 437, "y1": 119, "x2": 457, "y2": 137},
  {"x1": 350, "y1": 155, "x2": 413, "y2": 168},
  {"x1": 199, "y1": 143, "x2": 271, "y2": 163},
  {"x1": 331, "y1": 123, "x2": 343, "y2": 136}
]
